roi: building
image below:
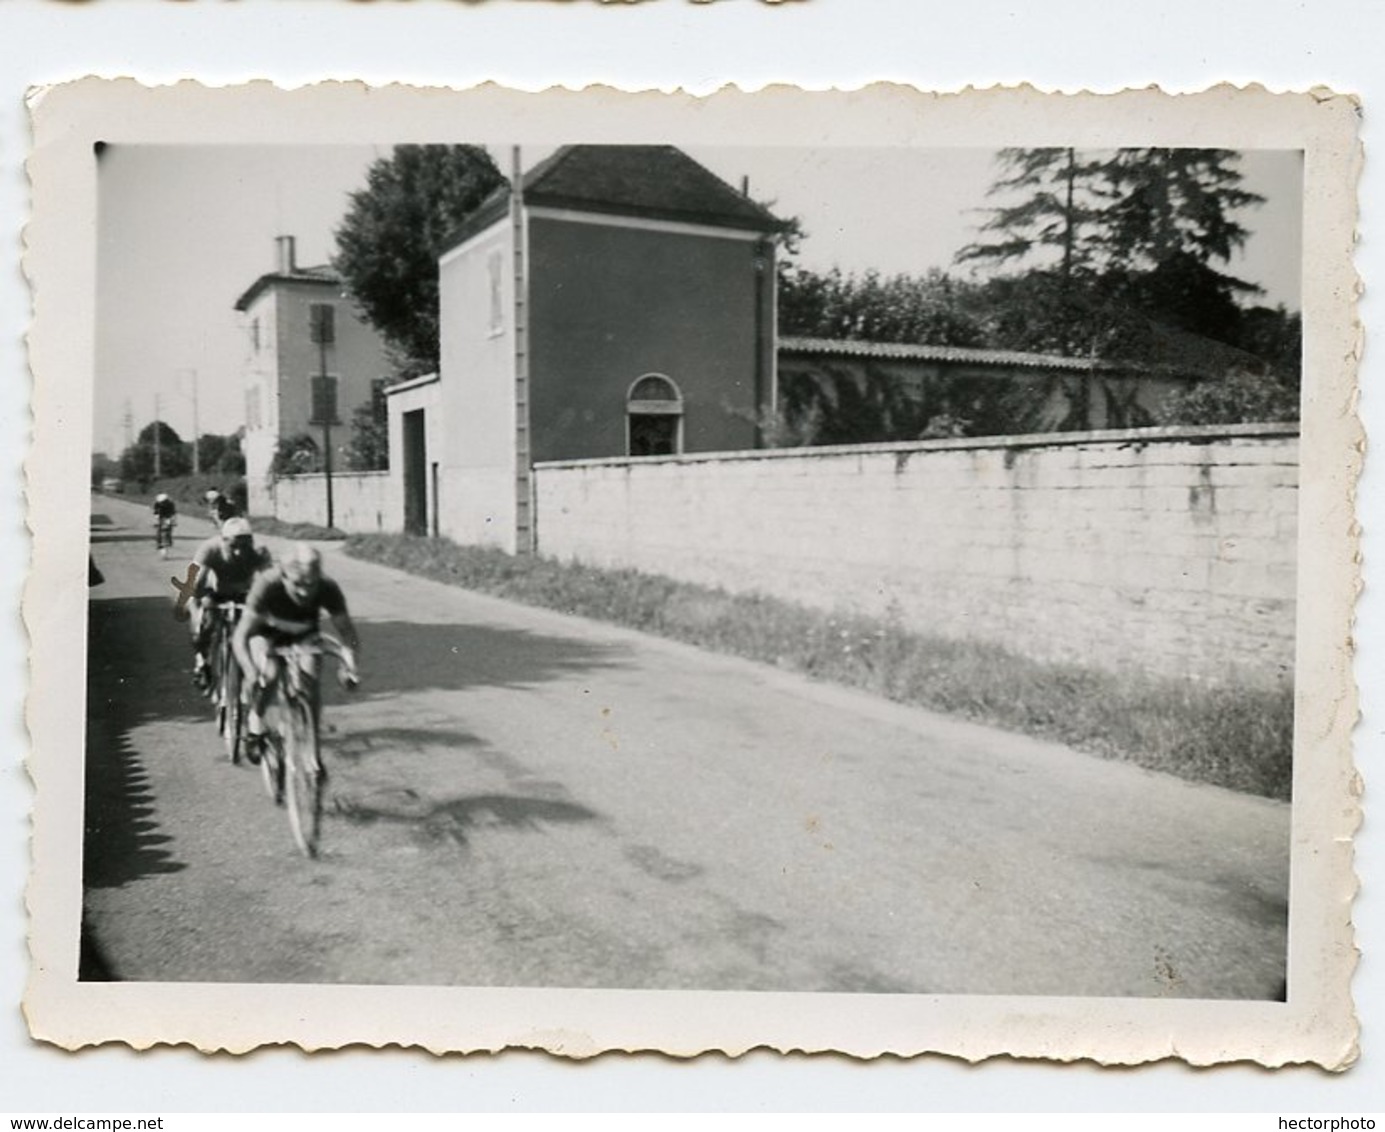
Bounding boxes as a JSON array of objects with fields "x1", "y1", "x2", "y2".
[
  {"x1": 776, "y1": 336, "x2": 1211, "y2": 442},
  {"x1": 387, "y1": 145, "x2": 785, "y2": 549},
  {"x1": 234, "y1": 236, "x2": 393, "y2": 515}
]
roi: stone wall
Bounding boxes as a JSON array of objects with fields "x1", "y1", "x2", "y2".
[
  {"x1": 533, "y1": 424, "x2": 1298, "y2": 686},
  {"x1": 264, "y1": 471, "x2": 399, "y2": 535}
]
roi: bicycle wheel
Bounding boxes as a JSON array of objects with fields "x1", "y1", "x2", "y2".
[
  {"x1": 283, "y1": 700, "x2": 324, "y2": 858},
  {"x1": 260, "y1": 730, "x2": 284, "y2": 803},
  {"x1": 222, "y1": 652, "x2": 244, "y2": 764}
]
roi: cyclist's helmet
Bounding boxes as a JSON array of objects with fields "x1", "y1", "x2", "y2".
[
  {"x1": 221, "y1": 517, "x2": 252, "y2": 540},
  {"x1": 155, "y1": 492, "x2": 170, "y2": 503},
  {"x1": 204, "y1": 488, "x2": 222, "y2": 505}
]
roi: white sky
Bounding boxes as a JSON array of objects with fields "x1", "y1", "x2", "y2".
[{"x1": 94, "y1": 144, "x2": 1302, "y2": 457}]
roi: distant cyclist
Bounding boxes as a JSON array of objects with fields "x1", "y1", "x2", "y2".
[
  {"x1": 232, "y1": 544, "x2": 360, "y2": 762},
  {"x1": 203, "y1": 488, "x2": 238, "y2": 526},
  {"x1": 189, "y1": 516, "x2": 273, "y2": 689},
  {"x1": 151, "y1": 493, "x2": 177, "y2": 558}
]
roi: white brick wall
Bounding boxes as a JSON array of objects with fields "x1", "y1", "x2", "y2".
[{"x1": 534, "y1": 425, "x2": 1298, "y2": 686}]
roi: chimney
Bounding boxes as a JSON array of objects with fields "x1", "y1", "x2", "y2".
[{"x1": 275, "y1": 235, "x2": 297, "y2": 274}]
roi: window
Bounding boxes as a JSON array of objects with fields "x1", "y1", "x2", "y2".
[{"x1": 627, "y1": 374, "x2": 683, "y2": 457}]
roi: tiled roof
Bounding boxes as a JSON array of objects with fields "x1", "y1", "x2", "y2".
[
  {"x1": 233, "y1": 264, "x2": 341, "y2": 311},
  {"x1": 777, "y1": 336, "x2": 1140, "y2": 374},
  {"x1": 444, "y1": 145, "x2": 785, "y2": 252}
]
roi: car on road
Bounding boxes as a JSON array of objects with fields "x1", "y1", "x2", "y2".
[{"x1": 100, "y1": 477, "x2": 124, "y2": 494}]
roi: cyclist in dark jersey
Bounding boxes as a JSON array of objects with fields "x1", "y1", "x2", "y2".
[
  {"x1": 204, "y1": 488, "x2": 238, "y2": 526},
  {"x1": 189, "y1": 516, "x2": 273, "y2": 688},
  {"x1": 151, "y1": 493, "x2": 177, "y2": 557},
  {"x1": 232, "y1": 543, "x2": 360, "y2": 760}
]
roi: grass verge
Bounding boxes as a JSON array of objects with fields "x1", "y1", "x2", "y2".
[
  {"x1": 249, "y1": 516, "x2": 348, "y2": 541},
  {"x1": 345, "y1": 533, "x2": 1293, "y2": 801}
]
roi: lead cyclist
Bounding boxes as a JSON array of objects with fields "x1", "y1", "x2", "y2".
[{"x1": 231, "y1": 543, "x2": 360, "y2": 763}]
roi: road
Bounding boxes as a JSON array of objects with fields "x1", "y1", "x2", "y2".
[{"x1": 83, "y1": 494, "x2": 1290, "y2": 997}]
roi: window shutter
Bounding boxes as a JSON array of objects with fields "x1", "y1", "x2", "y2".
[
  {"x1": 309, "y1": 303, "x2": 335, "y2": 345},
  {"x1": 310, "y1": 375, "x2": 339, "y2": 425}
]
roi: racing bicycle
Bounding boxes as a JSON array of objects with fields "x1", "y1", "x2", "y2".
[
  {"x1": 154, "y1": 514, "x2": 175, "y2": 558},
  {"x1": 210, "y1": 600, "x2": 246, "y2": 764},
  {"x1": 255, "y1": 634, "x2": 357, "y2": 858}
]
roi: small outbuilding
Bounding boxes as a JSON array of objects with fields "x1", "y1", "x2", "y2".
[{"x1": 387, "y1": 145, "x2": 785, "y2": 552}]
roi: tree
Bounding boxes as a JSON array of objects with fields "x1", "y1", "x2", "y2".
[
  {"x1": 955, "y1": 147, "x2": 1114, "y2": 282},
  {"x1": 1157, "y1": 368, "x2": 1299, "y2": 426},
  {"x1": 1102, "y1": 149, "x2": 1265, "y2": 274},
  {"x1": 778, "y1": 266, "x2": 987, "y2": 346},
  {"x1": 345, "y1": 382, "x2": 390, "y2": 471},
  {"x1": 956, "y1": 148, "x2": 1266, "y2": 356},
  {"x1": 334, "y1": 145, "x2": 507, "y2": 374},
  {"x1": 119, "y1": 420, "x2": 191, "y2": 485},
  {"x1": 91, "y1": 452, "x2": 119, "y2": 488},
  {"x1": 270, "y1": 433, "x2": 322, "y2": 478}
]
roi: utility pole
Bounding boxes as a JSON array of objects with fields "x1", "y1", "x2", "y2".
[
  {"x1": 512, "y1": 144, "x2": 533, "y2": 556},
  {"x1": 153, "y1": 394, "x2": 162, "y2": 479},
  {"x1": 122, "y1": 399, "x2": 133, "y2": 451},
  {"x1": 310, "y1": 303, "x2": 336, "y2": 529},
  {"x1": 178, "y1": 369, "x2": 201, "y2": 474}
]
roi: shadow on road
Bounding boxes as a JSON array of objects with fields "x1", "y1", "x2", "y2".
[
  {"x1": 337, "y1": 618, "x2": 629, "y2": 701},
  {"x1": 83, "y1": 594, "x2": 210, "y2": 902},
  {"x1": 334, "y1": 790, "x2": 598, "y2": 848},
  {"x1": 332, "y1": 725, "x2": 486, "y2": 762}
]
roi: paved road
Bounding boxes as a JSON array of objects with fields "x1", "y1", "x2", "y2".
[{"x1": 83, "y1": 494, "x2": 1290, "y2": 997}]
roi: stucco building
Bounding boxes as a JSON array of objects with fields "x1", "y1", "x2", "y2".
[
  {"x1": 387, "y1": 145, "x2": 784, "y2": 549},
  {"x1": 235, "y1": 236, "x2": 393, "y2": 515}
]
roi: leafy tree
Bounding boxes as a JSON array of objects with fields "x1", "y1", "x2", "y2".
[
  {"x1": 91, "y1": 452, "x2": 119, "y2": 488},
  {"x1": 779, "y1": 266, "x2": 987, "y2": 346},
  {"x1": 1157, "y1": 368, "x2": 1299, "y2": 426},
  {"x1": 194, "y1": 433, "x2": 229, "y2": 474},
  {"x1": 119, "y1": 420, "x2": 191, "y2": 485},
  {"x1": 334, "y1": 145, "x2": 507, "y2": 374},
  {"x1": 345, "y1": 382, "x2": 390, "y2": 471},
  {"x1": 270, "y1": 432, "x2": 322, "y2": 478},
  {"x1": 217, "y1": 431, "x2": 248, "y2": 476}
]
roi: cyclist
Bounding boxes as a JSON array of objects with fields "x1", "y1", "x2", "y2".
[
  {"x1": 151, "y1": 492, "x2": 177, "y2": 557},
  {"x1": 204, "y1": 488, "x2": 238, "y2": 526},
  {"x1": 232, "y1": 543, "x2": 360, "y2": 763},
  {"x1": 188, "y1": 516, "x2": 273, "y2": 690}
]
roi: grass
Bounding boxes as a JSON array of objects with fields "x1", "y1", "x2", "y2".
[
  {"x1": 345, "y1": 533, "x2": 1294, "y2": 801},
  {"x1": 248, "y1": 516, "x2": 348, "y2": 541}
]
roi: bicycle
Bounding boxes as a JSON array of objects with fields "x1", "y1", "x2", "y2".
[
  {"x1": 209, "y1": 600, "x2": 246, "y2": 764},
  {"x1": 154, "y1": 514, "x2": 175, "y2": 558},
  {"x1": 254, "y1": 634, "x2": 357, "y2": 858}
]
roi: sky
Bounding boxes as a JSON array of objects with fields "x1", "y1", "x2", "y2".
[{"x1": 94, "y1": 144, "x2": 1303, "y2": 458}]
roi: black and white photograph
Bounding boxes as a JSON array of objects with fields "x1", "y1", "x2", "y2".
[{"x1": 23, "y1": 81, "x2": 1360, "y2": 1066}]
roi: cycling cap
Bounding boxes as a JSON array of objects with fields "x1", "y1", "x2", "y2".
[
  {"x1": 155, "y1": 493, "x2": 169, "y2": 502},
  {"x1": 204, "y1": 489, "x2": 222, "y2": 502},
  {"x1": 221, "y1": 516, "x2": 253, "y2": 539}
]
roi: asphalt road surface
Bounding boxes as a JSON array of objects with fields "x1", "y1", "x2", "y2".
[{"x1": 83, "y1": 494, "x2": 1290, "y2": 997}]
